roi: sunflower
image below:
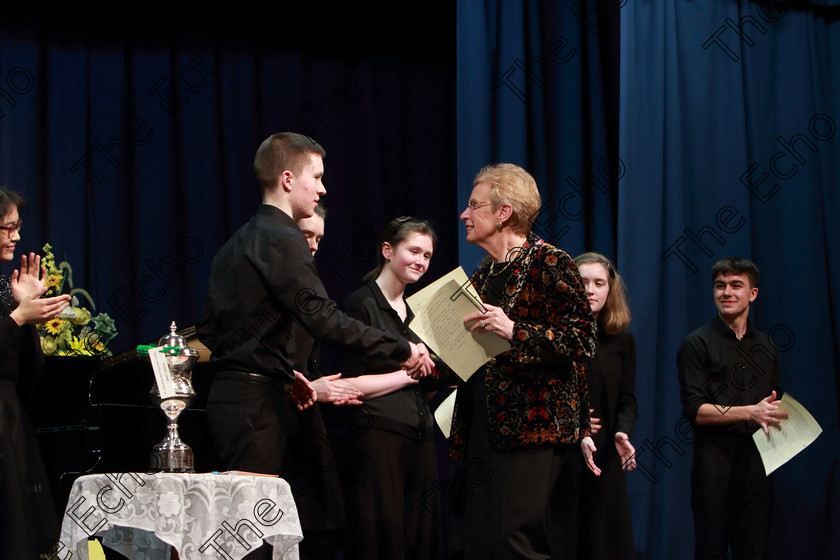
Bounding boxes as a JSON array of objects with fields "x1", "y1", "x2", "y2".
[
  {"x1": 67, "y1": 336, "x2": 92, "y2": 355},
  {"x1": 45, "y1": 274, "x2": 62, "y2": 290},
  {"x1": 44, "y1": 318, "x2": 66, "y2": 335},
  {"x1": 36, "y1": 242, "x2": 119, "y2": 357}
]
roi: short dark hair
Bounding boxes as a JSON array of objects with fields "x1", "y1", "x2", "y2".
[
  {"x1": 253, "y1": 132, "x2": 326, "y2": 191},
  {"x1": 0, "y1": 186, "x2": 25, "y2": 219},
  {"x1": 711, "y1": 257, "x2": 759, "y2": 288}
]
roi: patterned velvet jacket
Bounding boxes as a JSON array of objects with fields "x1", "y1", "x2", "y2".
[{"x1": 441, "y1": 233, "x2": 597, "y2": 460}]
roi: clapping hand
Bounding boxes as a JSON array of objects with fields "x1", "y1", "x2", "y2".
[
  {"x1": 9, "y1": 252, "x2": 70, "y2": 326},
  {"x1": 10, "y1": 253, "x2": 47, "y2": 302}
]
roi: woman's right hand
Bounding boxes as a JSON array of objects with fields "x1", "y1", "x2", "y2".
[
  {"x1": 589, "y1": 408, "x2": 602, "y2": 435},
  {"x1": 9, "y1": 293, "x2": 70, "y2": 326},
  {"x1": 581, "y1": 436, "x2": 601, "y2": 476},
  {"x1": 8, "y1": 252, "x2": 71, "y2": 325}
]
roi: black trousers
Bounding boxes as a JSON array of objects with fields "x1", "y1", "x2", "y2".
[
  {"x1": 206, "y1": 373, "x2": 294, "y2": 474},
  {"x1": 454, "y1": 401, "x2": 582, "y2": 560},
  {"x1": 206, "y1": 373, "x2": 295, "y2": 560},
  {"x1": 691, "y1": 435, "x2": 772, "y2": 560}
]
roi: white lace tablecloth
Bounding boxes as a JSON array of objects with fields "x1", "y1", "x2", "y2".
[{"x1": 58, "y1": 473, "x2": 302, "y2": 560}]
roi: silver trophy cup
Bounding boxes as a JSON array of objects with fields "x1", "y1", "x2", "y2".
[{"x1": 149, "y1": 321, "x2": 200, "y2": 472}]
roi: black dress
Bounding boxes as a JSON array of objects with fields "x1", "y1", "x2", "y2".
[
  {"x1": 0, "y1": 275, "x2": 60, "y2": 559},
  {"x1": 579, "y1": 329, "x2": 637, "y2": 560}
]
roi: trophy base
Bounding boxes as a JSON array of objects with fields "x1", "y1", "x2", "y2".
[
  {"x1": 151, "y1": 425, "x2": 195, "y2": 473},
  {"x1": 151, "y1": 444, "x2": 195, "y2": 473}
]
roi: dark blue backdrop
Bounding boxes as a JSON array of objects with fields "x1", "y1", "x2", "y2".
[
  {"x1": 458, "y1": 0, "x2": 839, "y2": 558},
  {"x1": 0, "y1": 4, "x2": 458, "y2": 353},
  {"x1": 2, "y1": 0, "x2": 839, "y2": 558}
]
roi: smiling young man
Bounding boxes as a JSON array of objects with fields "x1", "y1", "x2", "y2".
[
  {"x1": 677, "y1": 257, "x2": 787, "y2": 560},
  {"x1": 198, "y1": 133, "x2": 430, "y2": 558}
]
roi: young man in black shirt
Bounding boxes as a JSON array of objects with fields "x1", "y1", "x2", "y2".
[
  {"x1": 199, "y1": 131, "x2": 429, "y2": 484},
  {"x1": 677, "y1": 257, "x2": 788, "y2": 560}
]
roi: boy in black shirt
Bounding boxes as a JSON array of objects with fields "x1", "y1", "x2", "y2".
[
  {"x1": 678, "y1": 257, "x2": 787, "y2": 560},
  {"x1": 199, "y1": 132, "x2": 429, "y2": 478}
]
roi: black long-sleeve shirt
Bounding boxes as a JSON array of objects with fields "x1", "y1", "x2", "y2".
[
  {"x1": 677, "y1": 314, "x2": 782, "y2": 439},
  {"x1": 198, "y1": 205, "x2": 411, "y2": 382},
  {"x1": 338, "y1": 281, "x2": 434, "y2": 439},
  {"x1": 586, "y1": 329, "x2": 637, "y2": 451},
  {"x1": 0, "y1": 276, "x2": 43, "y2": 385}
]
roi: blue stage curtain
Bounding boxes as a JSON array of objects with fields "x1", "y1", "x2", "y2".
[
  {"x1": 456, "y1": 0, "x2": 622, "y2": 270},
  {"x1": 0, "y1": 5, "x2": 457, "y2": 352},
  {"x1": 459, "y1": 0, "x2": 840, "y2": 558},
  {"x1": 621, "y1": 2, "x2": 840, "y2": 558}
]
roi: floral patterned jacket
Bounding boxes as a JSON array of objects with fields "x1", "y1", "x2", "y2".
[{"x1": 441, "y1": 233, "x2": 597, "y2": 460}]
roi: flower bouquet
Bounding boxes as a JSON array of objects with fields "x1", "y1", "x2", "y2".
[{"x1": 36, "y1": 243, "x2": 118, "y2": 356}]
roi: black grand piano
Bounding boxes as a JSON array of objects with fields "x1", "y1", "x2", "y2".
[{"x1": 19, "y1": 325, "x2": 219, "y2": 514}]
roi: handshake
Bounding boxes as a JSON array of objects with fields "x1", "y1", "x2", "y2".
[
  {"x1": 289, "y1": 340, "x2": 435, "y2": 411},
  {"x1": 401, "y1": 341, "x2": 435, "y2": 380}
]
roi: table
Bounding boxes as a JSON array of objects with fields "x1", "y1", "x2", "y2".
[{"x1": 58, "y1": 473, "x2": 303, "y2": 560}]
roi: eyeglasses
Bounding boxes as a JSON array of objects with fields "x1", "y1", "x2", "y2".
[
  {"x1": 465, "y1": 200, "x2": 492, "y2": 213},
  {"x1": 0, "y1": 218, "x2": 22, "y2": 236}
]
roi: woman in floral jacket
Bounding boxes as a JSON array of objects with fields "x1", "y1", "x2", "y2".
[{"x1": 446, "y1": 163, "x2": 598, "y2": 559}]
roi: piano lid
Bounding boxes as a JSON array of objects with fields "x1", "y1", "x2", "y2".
[{"x1": 99, "y1": 324, "x2": 211, "y2": 372}]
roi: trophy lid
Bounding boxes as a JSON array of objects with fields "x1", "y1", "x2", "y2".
[
  {"x1": 157, "y1": 321, "x2": 199, "y2": 357},
  {"x1": 159, "y1": 321, "x2": 186, "y2": 349}
]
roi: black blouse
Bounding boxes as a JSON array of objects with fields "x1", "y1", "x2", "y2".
[
  {"x1": 585, "y1": 329, "x2": 637, "y2": 452},
  {"x1": 0, "y1": 275, "x2": 43, "y2": 384},
  {"x1": 338, "y1": 281, "x2": 434, "y2": 440}
]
